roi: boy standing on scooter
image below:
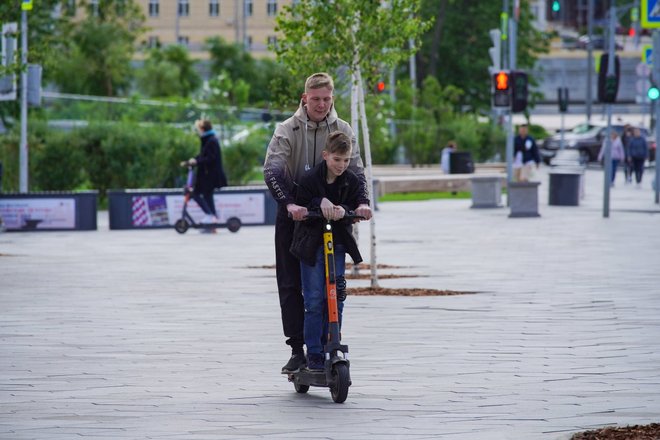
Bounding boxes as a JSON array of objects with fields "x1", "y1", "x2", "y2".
[{"x1": 289, "y1": 131, "x2": 365, "y2": 371}]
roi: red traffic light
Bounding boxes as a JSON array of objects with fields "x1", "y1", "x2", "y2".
[
  {"x1": 495, "y1": 71, "x2": 510, "y2": 90},
  {"x1": 376, "y1": 80, "x2": 386, "y2": 93},
  {"x1": 628, "y1": 27, "x2": 635, "y2": 37}
]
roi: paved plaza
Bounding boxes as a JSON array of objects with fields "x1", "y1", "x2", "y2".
[{"x1": 1, "y1": 166, "x2": 659, "y2": 439}]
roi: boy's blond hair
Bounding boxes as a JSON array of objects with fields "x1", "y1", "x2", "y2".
[
  {"x1": 304, "y1": 72, "x2": 334, "y2": 92},
  {"x1": 325, "y1": 131, "x2": 351, "y2": 155}
]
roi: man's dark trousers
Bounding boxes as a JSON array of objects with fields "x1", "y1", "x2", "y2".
[{"x1": 274, "y1": 205, "x2": 304, "y2": 353}]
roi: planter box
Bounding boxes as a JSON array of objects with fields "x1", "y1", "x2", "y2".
[
  {"x1": 0, "y1": 191, "x2": 98, "y2": 231},
  {"x1": 470, "y1": 176, "x2": 503, "y2": 208},
  {"x1": 508, "y1": 182, "x2": 540, "y2": 218},
  {"x1": 108, "y1": 185, "x2": 277, "y2": 230}
]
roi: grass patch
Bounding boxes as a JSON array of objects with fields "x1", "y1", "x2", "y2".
[{"x1": 378, "y1": 191, "x2": 471, "y2": 202}]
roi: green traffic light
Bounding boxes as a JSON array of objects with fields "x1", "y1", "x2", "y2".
[
  {"x1": 552, "y1": 1, "x2": 560, "y2": 12},
  {"x1": 648, "y1": 86, "x2": 660, "y2": 101}
]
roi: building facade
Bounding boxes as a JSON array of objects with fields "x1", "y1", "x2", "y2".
[{"x1": 136, "y1": 0, "x2": 293, "y2": 57}]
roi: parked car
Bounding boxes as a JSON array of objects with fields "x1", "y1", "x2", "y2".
[
  {"x1": 576, "y1": 35, "x2": 623, "y2": 51},
  {"x1": 541, "y1": 123, "x2": 651, "y2": 165}
]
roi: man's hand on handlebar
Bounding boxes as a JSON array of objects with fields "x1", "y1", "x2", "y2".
[
  {"x1": 287, "y1": 203, "x2": 308, "y2": 221},
  {"x1": 180, "y1": 158, "x2": 197, "y2": 167},
  {"x1": 354, "y1": 204, "x2": 372, "y2": 221}
]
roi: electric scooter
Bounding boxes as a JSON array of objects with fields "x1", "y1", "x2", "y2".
[
  {"x1": 287, "y1": 209, "x2": 364, "y2": 403},
  {"x1": 174, "y1": 165, "x2": 242, "y2": 234}
]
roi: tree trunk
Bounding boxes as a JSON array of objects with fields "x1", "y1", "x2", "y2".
[
  {"x1": 355, "y1": 65, "x2": 379, "y2": 288},
  {"x1": 429, "y1": 0, "x2": 448, "y2": 78}
]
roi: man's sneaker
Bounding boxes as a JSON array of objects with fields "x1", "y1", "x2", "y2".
[
  {"x1": 305, "y1": 353, "x2": 324, "y2": 371},
  {"x1": 281, "y1": 353, "x2": 306, "y2": 374}
]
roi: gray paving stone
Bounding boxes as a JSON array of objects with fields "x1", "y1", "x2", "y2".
[{"x1": 1, "y1": 167, "x2": 659, "y2": 439}]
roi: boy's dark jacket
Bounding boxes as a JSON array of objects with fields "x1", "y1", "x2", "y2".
[{"x1": 289, "y1": 161, "x2": 366, "y2": 267}]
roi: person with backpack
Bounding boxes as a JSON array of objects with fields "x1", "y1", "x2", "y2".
[{"x1": 628, "y1": 128, "x2": 648, "y2": 187}]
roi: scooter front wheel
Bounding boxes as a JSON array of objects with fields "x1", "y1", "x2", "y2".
[
  {"x1": 174, "y1": 218, "x2": 189, "y2": 234},
  {"x1": 330, "y1": 363, "x2": 350, "y2": 403},
  {"x1": 294, "y1": 382, "x2": 309, "y2": 394}
]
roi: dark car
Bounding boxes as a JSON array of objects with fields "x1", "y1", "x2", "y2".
[{"x1": 541, "y1": 123, "x2": 650, "y2": 165}]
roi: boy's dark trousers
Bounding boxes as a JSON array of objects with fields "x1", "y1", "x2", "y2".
[{"x1": 274, "y1": 205, "x2": 305, "y2": 353}]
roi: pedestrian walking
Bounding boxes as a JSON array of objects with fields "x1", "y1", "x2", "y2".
[
  {"x1": 263, "y1": 72, "x2": 372, "y2": 374},
  {"x1": 440, "y1": 140, "x2": 457, "y2": 174},
  {"x1": 628, "y1": 127, "x2": 648, "y2": 187},
  {"x1": 513, "y1": 124, "x2": 540, "y2": 182},
  {"x1": 598, "y1": 130, "x2": 625, "y2": 187},
  {"x1": 621, "y1": 125, "x2": 634, "y2": 184}
]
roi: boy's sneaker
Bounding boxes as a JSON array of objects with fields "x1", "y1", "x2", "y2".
[
  {"x1": 305, "y1": 353, "x2": 325, "y2": 371},
  {"x1": 281, "y1": 353, "x2": 306, "y2": 374}
]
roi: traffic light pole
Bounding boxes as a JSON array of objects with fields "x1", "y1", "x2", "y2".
[
  {"x1": 19, "y1": 8, "x2": 28, "y2": 193},
  {"x1": 603, "y1": 5, "x2": 616, "y2": 219},
  {"x1": 654, "y1": 31, "x2": 660, "y2": 203}
]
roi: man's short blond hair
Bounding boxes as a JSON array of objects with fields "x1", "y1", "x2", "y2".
[{"x1": 305, "y1": 72, "x2": 334, "y2": 93}]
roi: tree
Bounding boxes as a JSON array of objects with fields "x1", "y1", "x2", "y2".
[
  {"x1": 0, "y1": 0, "x2": 70, "y2": 126},
  {"x1": 51, "y1": 0, "x2": 145, "y2": 96},
  {"x1": 275, "y1": 0, "x2": 431, "y2": 287},
  {"x1": 136, "y1": 45, "x2": 201, "y2": 98},
  {"x1": 416, "y1": 0, "x2": 548, "y2": 112}
]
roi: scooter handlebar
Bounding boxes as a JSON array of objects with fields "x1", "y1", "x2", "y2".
[{"x1": 301, "y1": 209, "x2": 365, "y2": 222}]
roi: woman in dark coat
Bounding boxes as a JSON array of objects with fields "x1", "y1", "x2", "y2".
[{"x1": 184, "y1": 119, "x2": 228, "y2": 223}]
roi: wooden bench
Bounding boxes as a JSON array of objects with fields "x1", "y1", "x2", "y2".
[{"x1": 372, "y1": 164, "x2": 506, "y2": 197}]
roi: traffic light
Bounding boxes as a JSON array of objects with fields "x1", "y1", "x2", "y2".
[
  {"x1": 375, "y1": 80, "x2": 386, "y2": 94},
  {"x1": 492, "y1": 70, "x2": 510, "y2": 107},
  {"x1": 597, "y1": 54, "x2": 620, "y2": 103},
  {"x1": 552, "y1": 0, "x2": 560, "y2": 13},
  {"x1": 648, "y1": 85, "x2": 660, "y2": 101},
  {"x1": 557, "y1": 87, "x2": 569, "y2": 113},
  {"x1": 488, "y1": 29, "x2": 501, "y2": 73},
  {"x1": 511, "y1": 71, "x2": 528, "y2": 113}
]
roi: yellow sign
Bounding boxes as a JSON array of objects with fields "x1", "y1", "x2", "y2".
[
  {"x1": 641, "y1": 0, "x2": 660, "y2": 28},
  {"x1": 21, "y1": 0, "x2": 33, "y2": 11}
]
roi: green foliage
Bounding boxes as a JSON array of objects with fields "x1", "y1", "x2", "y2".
[
  {"x1": 275, "y1": 0, "x2": 431, "y2": 87},
  {"x1": 223, "y1": 126, "x2": 272, "y2": 185},
  {"x1": 379, "y1": 191, "x2": 471, "y2": 202},
  {"x1": 417, "y1": 0, "x2": 549, "y2": 112},
  {"x1": 51, "y1": 0, "x2": 145, "y2": 96},
  {"x1": 136, "y1": 45, "x2": 201, "y2": 98},
  {"x1": 205, "y1": 37, "x2": 293, "y2": 106},
  {"x1": 0, "y1": 120, "x2": 262, "y2": 195}
]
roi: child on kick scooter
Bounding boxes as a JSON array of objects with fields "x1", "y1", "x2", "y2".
[{"x1": 289, "y1": 131, "x2": 367, "y2": 371}]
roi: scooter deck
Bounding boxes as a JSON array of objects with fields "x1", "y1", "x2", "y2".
[{"x1": 288, "y1": 368, "x2": 328, "y2": 387}]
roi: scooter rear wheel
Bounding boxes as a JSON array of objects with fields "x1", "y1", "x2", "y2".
[
  {"x1": 174, "y1": 219, "x2": 189, "y2": 234},
  {"x1": 226, "y1": 217, "x2": 241, "y2": 233},
  {"x1": 294, "y1": 382, "x2": 309, "y2": 394},
  {"x1": 330, "y1": 363, "x2": 349, "y2": 403}
]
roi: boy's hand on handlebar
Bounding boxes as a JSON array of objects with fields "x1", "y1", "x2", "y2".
[
  {"x1": 287, "y1": 204, "x2": 308, "y2": 221},
  {"x1": 180, "y1": 158, "x2": 197, "y2": 167},
  {"x1": 320, "y1": 198, "x2": 344, "y2": 221},
  {"x1": 354, "y1": 204, "x2": 372, "y2": 221}
]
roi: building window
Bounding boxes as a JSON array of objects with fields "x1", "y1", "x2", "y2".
[
  {"x1": 147, "y1": 36, "x2": 160, "y2": 48},
  {"x1": 246, "y1": 35, "x2": 252, "y2": 50},
  {"x1": 245, "y1": 0, "x2": 253, "y2": 17},
  {"x1": 267, "y1": 0, "x2": 277, "y2": 16},
  {"x1": 209, "y1": 0, "x2": 219, "y2": 16},
  {"x1": 178, "y1": 0, "x2": 189, "y2": 17},
  {"x1": 148, "y1": 0, "x2": 159, "y2": 17},
  {"x1": 89, "y1": 0, "x2": 99, "y2": 16},
  {"x1": 267, "y1": 35, "x2": 277, "y2": 48},
  {"x1": 178, "y1": 35, "x2": 190, "y2": 46}
]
